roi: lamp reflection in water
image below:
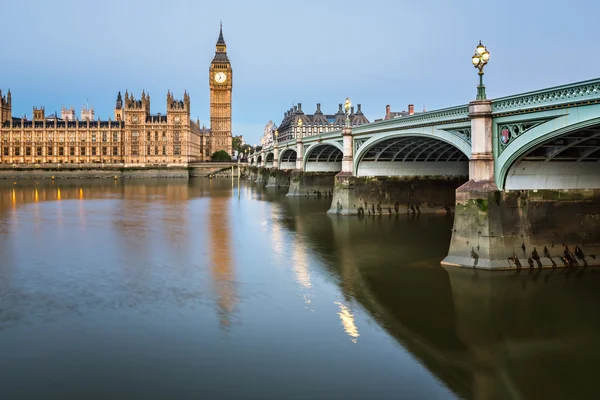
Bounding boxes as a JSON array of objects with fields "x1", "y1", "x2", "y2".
[
  {"x1": 335, "y1": 301, "x2": 359, "y2": 343},
  {"x1": 208, "y1": 195, "x2": 237, "y2": 328},
  {"x1": 291, "y1": 237, "x2": 313, "y2": 310}
]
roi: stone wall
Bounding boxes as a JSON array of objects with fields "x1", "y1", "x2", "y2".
[
  {"x1": 287, "y1": 170, "x2": 336, "y2": 197},
  {"x1": 0, "y1": 164, "x2": 188, "y2": 180},
  {"x1": 443, "y1": 186, "x2": 600, "y2": 270},
  {"x1": 328, "y1": 175, "x2": 466, "y2": 215}
]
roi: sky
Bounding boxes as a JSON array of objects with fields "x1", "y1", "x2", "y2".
[{"x1": 1, "y1": 0, "x2": 599, "y2": 146}]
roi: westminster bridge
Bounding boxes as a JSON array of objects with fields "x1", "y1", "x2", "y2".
[{"x1": 249, "y1": 77, "x2": 600, "y2": 270}]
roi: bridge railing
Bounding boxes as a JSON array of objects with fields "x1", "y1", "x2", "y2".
[{"x1": 491, "y1": 77, "x2": 600, "y2": 114}]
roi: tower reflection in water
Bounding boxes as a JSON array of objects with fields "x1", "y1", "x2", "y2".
[{"x1": 208, "y1": 186, "x2": 237, "y2": 328}]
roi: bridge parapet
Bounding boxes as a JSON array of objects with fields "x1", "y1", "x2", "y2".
[{"x1": 492, "y1": 78, "x2": 600, "y2": 115}]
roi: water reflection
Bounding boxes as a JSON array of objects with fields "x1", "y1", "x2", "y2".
[
  {"x1": 1, "y1": 180, "x2": 599, "y2": 399},
  {"x1": 278, "y1": 197, "x2": 600, "y2": 400},
  {"x1": 208, "y1": 186, "x2": 237, "y2": 328}
]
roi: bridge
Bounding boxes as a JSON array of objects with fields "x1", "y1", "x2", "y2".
[
  {"x1": 251, "y1": 78, "x2": 600, "y2": 190},
  {"x1": 249, "y1": 77, "x2": 600, "y2": 271}
]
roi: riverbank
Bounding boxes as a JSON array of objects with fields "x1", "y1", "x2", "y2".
[{"x1": 0, "y1": 163, "x2": 246, "y2": 180}]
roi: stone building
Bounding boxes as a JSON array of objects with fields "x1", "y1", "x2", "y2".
[
  {"x1": 0, "y1": 89, "x2": 209, "y2": 165},
  {"x1": 261, "y1": 120, "x2": 276, "y2": 148},
  {"x1": 274, "y1": 102, "x2": 370, "y2": 143},
  {"x1": 0, "y1": 25, "x2": 233, "y2": 164}
]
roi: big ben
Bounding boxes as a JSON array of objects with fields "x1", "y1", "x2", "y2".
[{"x1": 209, "y1": 23, "x2": 233, "y2": 157}]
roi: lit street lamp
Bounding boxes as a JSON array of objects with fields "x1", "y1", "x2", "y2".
[
  {"x1": 297, "y1": 118, "x2": 303, "y2": 139},
  {"x1": 472, "y1": 41, "x2": 490, "y2": 100}
]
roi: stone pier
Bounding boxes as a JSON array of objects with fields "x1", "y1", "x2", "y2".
[
  {"x1": 287, "y1": 170, "x2": 336, "y2": 197},
  {"x1": 442, "y1": 187, "x2": 600, "y2": 270},
  {"x1": 327, "y1": 176, "x2": 466, "y2": 215},
  {"x1": 265, "y1": 169, "x2": 291, "y2": 188},
  {"x1": 254, "y1": 167, "x2": 270, "y2": 186}
]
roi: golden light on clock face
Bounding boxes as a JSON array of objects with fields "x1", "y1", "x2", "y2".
[{"x1": 214, "y1": 72, "x2": 227, "y2": 83}]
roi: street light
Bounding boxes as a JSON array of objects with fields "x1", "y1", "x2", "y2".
[
  {"x1": 472, "y1": 41, "x2": 490, "y2": 100},
  {"x1": 297, "y1": 118, "x2": 303, "y2": 139},
  {"x1": 344, "y1": 97, "x2": 352, "y2": 127},
  {"x1": 274, "y1": 129, "x2": 278, "y2": 145}
]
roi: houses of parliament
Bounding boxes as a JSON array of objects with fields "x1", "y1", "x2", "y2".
[{"x1": 0, "y1": 25, "x2": 233, "y2": 165}]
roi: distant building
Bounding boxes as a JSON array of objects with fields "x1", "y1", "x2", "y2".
[
  {"x1": 374, "y1": 104, "x2": 422, "y2": 122},
  {"x1": 274, "y1": 103, "x2": 370, "y2": 143},
  {"x1": 261, "y1": 120, "x2": 276, "y2": 148}
]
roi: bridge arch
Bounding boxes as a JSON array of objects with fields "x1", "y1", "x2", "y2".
[
  {"x1": 279, "y1": 148, "x2": 297, "y2": 170},
  {"x1": 353, "y1": 132, "x2": 470, "y2": 177},
  {"x1": 256, "y1": 154, "x2": 263, "y2": 165},
  {"x1": 303, "y1": 141, "x2": 343, "y2": 172},
  {"x1": 265, "y1": 152, "x2": 274, "y2": 168},
  {"x1": 498, "y1": 115, "x2": 600, "y2": 190}
]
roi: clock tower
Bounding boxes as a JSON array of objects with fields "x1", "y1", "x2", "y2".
[{"x1": 209, "y1": 23, "x2": 233, "y2": 157}]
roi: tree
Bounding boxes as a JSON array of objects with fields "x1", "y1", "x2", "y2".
[
  {"x1": 254, "y1": 145, "x2": 263, "y2": 152},
  {"x1": 211, "y1": 150, "x2": 231, "y2": 161}
]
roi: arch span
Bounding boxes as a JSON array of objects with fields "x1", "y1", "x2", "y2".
[
  {"x1": 500, "y1": 118, "x2": 600, "y2": 189},
  {"x1": 303, "y1": 142, "x2": 343, "y2": 172},
  {"x1": 279, "y1": 148, "x2": 297, "y2": 170},
  {"x1": 265, "y1": 152, "x2": 274, "y2": 168},
  {"x1": 354, "y1": 133, "x2": 470, "y2": 177}
]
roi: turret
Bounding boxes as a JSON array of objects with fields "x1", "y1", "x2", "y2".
[
  {"x1": 114, "y1": 91, "x2": 123, "y2": 121},
  {"x1": 0, "y1": 89, "x2": 12, "y2": 123}
]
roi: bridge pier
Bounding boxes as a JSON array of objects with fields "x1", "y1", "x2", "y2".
[
  {"x1": 254, "y1": 167, "x2": 270, "y2": 186},
  {"x1": 265, "y1": 169, "x2": 291, "y2": 188},
  {"x1": 442, "y1": 188, "x2": 600, "y2": 270},
  {"x1": 328, "y1": 176, "x2": 465, "y2": 215},
  {"x1": 288, "y1": 170, "x2": 336, "y2": 197}
]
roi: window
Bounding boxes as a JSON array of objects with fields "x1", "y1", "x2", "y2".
[
  {"x1": 131, "y1": 145, "x2": 139, "y2": 156},
  {"x1": 3, "y1": 147, "x2": 8, "y2": 156},
  {"x1": 155, "y1": 132, "x2": 158, "y2": 141},
  {"x1": 25, "y1": 147, "x2": 31, "y2": 156},
  {"x1": 37, "y1": 147, "x2": 42, "y2": 156},
  {"x1": 112, "y1": 146, "x2": 118, "y2": 156},
  {"x1": 162, "y1": 146, "x2": 166, "y2": 155},
  {"x1": 102, "y1": 147, "x2": 107, "y2": 156},
  {"x1": 59, "y1": 147, "x2": 64, "y2": 156},
  {"x1": 147, "y1": 132, "x2": 151, "y2": 141},
  {"x1": 174, "y1": 132, "x2": 180, "y2": 142},
  {"x1": 80, "y1": 133, "x2": 86, "y2": 142},
  {"x1": 132, "y1": 131, "x2": 139, "y2": 142},
  {"x1": 92, "y1": 147, "x2": 97, "y2": 156},
  {"x1": 162, "y1": 132, "x2": 166, "y2": 141},
  {"x1": 48, "y1": 147, "x2": 53, "y2": 156},
  {"x1": 70, "y1": 147, "x2": 75, "y2": 156},
  {"x1": 147, "y1": 146, "x2": 151, "y2": 155},
  {"x1": 154, "y1": 146, "x2": 158, "y2": 155},
  {"x1": 14, "y1": 147, "x2": 20, "y2": 156},
  {"x1": 112, "y1": 132, "x2": 118, "y2": 142},
  {"x1": 174, "y1": 145, "x2": 181, "y2": 155},
  {"x1": 81, "y1": 147, "x2": 86, "y2": 156},
  {"x1": 92, "y1": 133, "x2": 97, "y2": 142},
  {"x1": 102, "y1": 132, "x2": 107, "y2": 142}
]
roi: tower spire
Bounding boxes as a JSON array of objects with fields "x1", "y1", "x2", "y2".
[{"x1": 217, "y1": 22, "x2": 226, "y2": 47}]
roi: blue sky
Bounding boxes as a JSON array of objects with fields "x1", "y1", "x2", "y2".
[{"x1": 1, "y1": 0, "x2": 598, "y2": 145}]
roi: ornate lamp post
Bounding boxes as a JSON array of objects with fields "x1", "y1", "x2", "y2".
[
  {"x1": 344, "y1": 97, "x2": 352, "y2": 126},
  {"x1": 472, "y1": 41, "x2": 490, "y2": 100},
  {"x1": 273, "y1": 129, "x2": 279, "y2": 169},
  {"x1": 296, "y1": 118, "x2": 304, "y2": 170}
]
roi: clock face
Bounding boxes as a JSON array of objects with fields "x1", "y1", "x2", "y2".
[
  {"x1": 132, "y1": 116, "x2": 139, "y2": 123},
  {"x1": 174, "y1": 116, "x2": 181, "y2": 123},
  {"x1": 214, "y1": 72, "x2": 227, "y2": 84}
]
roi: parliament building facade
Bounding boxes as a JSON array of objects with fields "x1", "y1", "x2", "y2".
[{"x1": 0, "y1": 26, "x2": 233, "y2": 165}]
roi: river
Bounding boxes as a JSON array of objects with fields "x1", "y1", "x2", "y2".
[{"x1": 0, "y1": 178, "x2": 599, "y2": 399}]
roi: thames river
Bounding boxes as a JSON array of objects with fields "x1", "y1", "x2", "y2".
[{"x1": 0, "y1": 178, "x2": 599, "y2": 399}]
